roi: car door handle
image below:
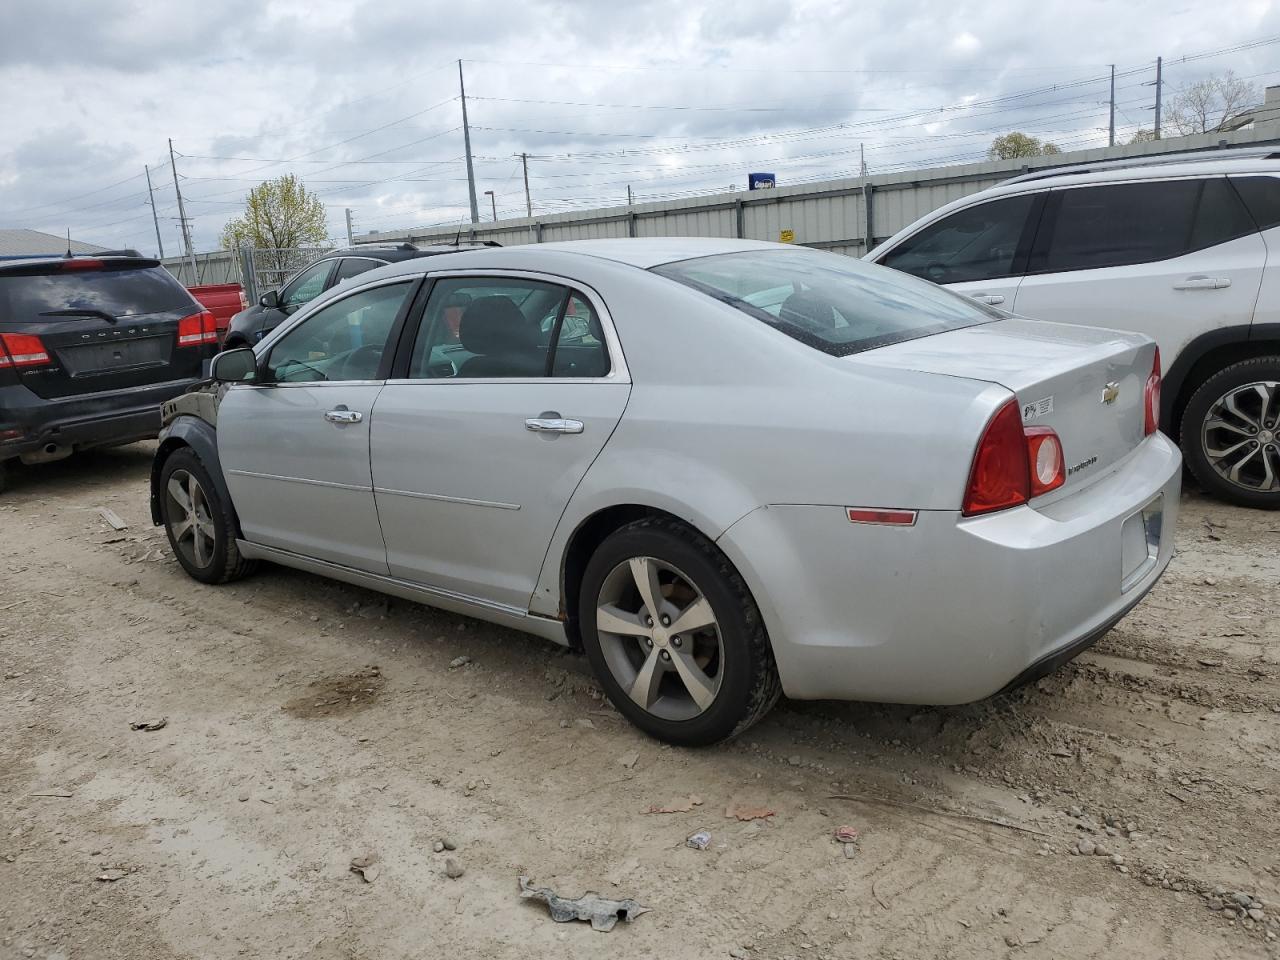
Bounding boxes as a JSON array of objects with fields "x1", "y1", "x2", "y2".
[
  {"x1": 970, "y1": 293, "x2": 1005, "y2": 305},
  {"x1": 324, "y1": 408, "x2": 363, "y2": 424},
  {"x1": 525, "y1": 417, "x2": 584, "y2": 434},
  {"x1": 1173, "y1": 276, "x2": 1231, "y2": 290}
]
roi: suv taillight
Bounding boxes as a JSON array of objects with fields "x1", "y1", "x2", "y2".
[
  {"x1": 1144, "y1": 347, "x2": 1161, "y2": 437},
  {"x1": 0, "y1": 333, "x2": 52, "y2": 369},
  {"x1": 177, "y1": 310, "x2": 218, "y2": 347},
  {"x1": 962, "y1": 399, "x2": 1066, "y2": 517}
]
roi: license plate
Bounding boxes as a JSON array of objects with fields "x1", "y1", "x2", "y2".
[{"x1": 61, "y1": 336, "x2": 169, "y2": 376}]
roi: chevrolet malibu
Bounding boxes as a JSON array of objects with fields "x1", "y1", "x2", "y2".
[{"x1": 150, "y1": 238, "x2": 1180, "y2": 745}]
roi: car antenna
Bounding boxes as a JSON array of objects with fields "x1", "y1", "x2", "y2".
[
  {"x1": 64, "y1": 228, "x2": 72, "y2": 258},
  {"x1": 452, "y1": 221, "x2": 463, "y2": 247}
]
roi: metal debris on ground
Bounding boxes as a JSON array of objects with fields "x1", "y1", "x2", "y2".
[
  {"x1": 518, "y1": 876, "x2": 650, "y2": 931},
  {"x1": 98, "y1": 508, "x2": 128, "y2": 531},
  {"x1": 129, "y1": 717, "x2": 167, "y2": 732},
  {"x1": 350, "y1": 855, "x2": 380, "y2": 883},
  {"x1": 725, "y1": 802, "x2": 777, "y2": 821},
  {"x1": 644, "y1": 795, "x2": 703, "y2": 814},
  {"x1": 686, "y1": 830, "x2": 712, "y2": 850}
]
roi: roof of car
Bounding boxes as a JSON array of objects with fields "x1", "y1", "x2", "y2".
[
  {"x1": 334, "y1": 241, "x2": 501, "y2": 263},
  {"x1": 0, "y1": 254, "x2": 161, "y2": 273}
]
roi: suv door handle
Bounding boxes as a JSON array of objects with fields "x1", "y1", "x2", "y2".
[
  {"x1": 1173, "y1": 276, "x2": 1231, "y2": 290},
  {"x1": 324, "y1": 408, "x2": 363, "y2": 424},
  {"x1": 525, "y1": 417, "x2": 584, "y2": 434},
  {"x1": 970, "y1": 293, "x2": 1005, "y2": 305}
]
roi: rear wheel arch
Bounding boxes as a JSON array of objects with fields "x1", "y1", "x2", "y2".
[{"x1": 1163, "y1": 325, "x2": 1280, "y2": 440}]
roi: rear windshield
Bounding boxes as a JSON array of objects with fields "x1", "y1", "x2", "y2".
[
  {"x1": 652, "y1": 248, "x2": 998, "y2": 356},
  {"x1": 0, "y1": 266, "x2": 193, "y2": 320}
]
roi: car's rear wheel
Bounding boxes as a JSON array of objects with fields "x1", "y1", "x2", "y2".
[
  {"x1": 159, "y1": 448, "x2": 256, "y2": 583},
  {"x1": 1181, "y1": 357, "x2": 1280, "y2": 509},
  {"x1": 578, "y1": 517, "x2": 780, "y2": 746},
  {"x1": 0, "y1": 458, "x2": 7, "y2": 494}
]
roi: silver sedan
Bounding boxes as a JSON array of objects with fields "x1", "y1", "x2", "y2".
[{"x1": 151, "y1": 238, "x2": 1181, "y2": 745}]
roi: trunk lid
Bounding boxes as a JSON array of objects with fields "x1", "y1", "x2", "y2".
[
  {"x1": 850, "y1": 317, "x2": 1156, "y2": 494},
  {"x1": 0, "y1": 259, "x2": 209, "y2": 399}
]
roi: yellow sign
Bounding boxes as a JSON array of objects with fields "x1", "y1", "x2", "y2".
[{"x1": 779, "y1": 229, "x2": 795, "y2": 243}]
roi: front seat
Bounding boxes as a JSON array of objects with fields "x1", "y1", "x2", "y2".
[
  {"x1": 778, "y1": 290, "x2": 838, "y2": 330},
  {"x1": 457, "y1": 296, "x2": 545, "y2": 378}
]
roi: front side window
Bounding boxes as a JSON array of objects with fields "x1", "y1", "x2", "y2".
[
  {"x1": 333, "y1": 258, "x2": 382, "y2": 284},
  {"x1": 408, "y1": 277, "x2": 609, "y2": 379},
  {"x1": 266, "y1": 281, "x2": 413, "y2": 383},
  {"x1": 280, "y1": 260, "x2": 333, "y2": 312},
  {"x1": 1032, "y1": 178, "x2": 1253, "y2": 274},
  {"x1": 653, "y1": 248, "x2": 998, "y2": 357},
  {"x1": 877, "y1": 194, "x2": 1036, "y2": 284}
]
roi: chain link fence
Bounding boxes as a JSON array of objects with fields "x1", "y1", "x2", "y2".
[{"x1": 163, "y1": 245, "x2": 333, "y2": 301}]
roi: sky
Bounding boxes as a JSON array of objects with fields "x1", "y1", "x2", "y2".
[{"x1": 2, "y1": 0, "x2": 1279, "y2": 257}]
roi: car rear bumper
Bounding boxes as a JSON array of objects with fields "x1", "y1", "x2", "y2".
[
  {"x1": 715, "y1": 432, "x2": 1182, "y2": 704},
  {"x1": 0, "y1": 378, "x2": 202, "y2": 460}
]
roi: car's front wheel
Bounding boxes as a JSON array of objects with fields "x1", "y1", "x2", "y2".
[
  {"x1": 159, "y1": 447, "x2": 257, "y2": 583},
  {"x1": 578, "y1": 517, "x2": 780, "y2": 746},
  {"x1": 1181, "y1": 357, "x2": 1280, "y2": 509}
]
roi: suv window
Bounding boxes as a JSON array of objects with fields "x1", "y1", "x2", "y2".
[
  {"x1": 280, "y1": 260, "x2": 333, "y2": 313},
  {"x1": 1231, "y1": 176, "x2": 1280, "y2": 231},
  {"x1": 1032, "y1": 178, "x2": 1254, "y2": 273},
  {"x1": 654, "y1": 248, "x2": 997, "y2": 357},
  {"x1": 408, "y1": 277, "x2": 608, "y2": 379},
  {"x1": 267, "y1": 281, "x2": 413, "y2": 383},
  {"x1": 876, "y1": 194, "x2": 1036, "y2": 284},
  {"x1": 0, "y1": 264, "x2": 193, "y2": 319},
  {"x1": 333, "y1": 257, "x2": 383, "y2": 284}
]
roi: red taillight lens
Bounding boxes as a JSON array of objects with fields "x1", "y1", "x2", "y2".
[
  {"x1": 1144, "y1": 346, "x2": 1161, "y2": 437},
  {"x1": 177, "y1": 310, "x2": 218, "y2": 347},
  {"x1": 963, "y1": 399, "x2": 1031, "y2": 516},
  {"x1": 59, "y1": 258, "x2": 104, "y2": 271},
  {"x1": 0, "y1": 333, "x2": 52, "y2": 369},
  {"x1": 1025, "y1": 427, "x2": 1065, "y2": 497}
]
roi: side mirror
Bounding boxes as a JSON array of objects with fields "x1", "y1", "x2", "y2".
[
  {"x1": 210, "y1": 347, "x2": 258, "y2": 383},
  {"x1": 259, "y1": 289, "x2": 280, "y2": 309}
]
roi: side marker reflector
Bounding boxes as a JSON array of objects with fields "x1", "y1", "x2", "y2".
[{"x1": 846, "y1": 507, "x2": 918, "y2": 526}]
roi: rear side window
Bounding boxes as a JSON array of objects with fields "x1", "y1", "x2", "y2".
[
  {"x1": 876, "y1": 194, "x2": 1036, "y2": 284},
  {"x1": 653, "y1": 248, "x2": 998, "y2": 357},
  {"x1": 1032, "y1": 178, "x2": 1254, "y2": 274},
  {"x1": 0, "y1": 265, "x2": 193, "y2": 320},
  {"x1": 333, "y1": 258, "x2": 382, "y2": 283},
  {"x1": 1231, "y1": 176, "x2": 1280, "y2": 231}
]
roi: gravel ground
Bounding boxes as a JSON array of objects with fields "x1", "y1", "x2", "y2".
[{"x1": 2, "y1": 443, "x2": 1278, "y2": 960}]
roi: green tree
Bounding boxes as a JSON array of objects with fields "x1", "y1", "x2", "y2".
[
  {"x1": 219, "y1": 174, "x2": 328, "y2": 252},
  {"x1": 988, "y1": 132, "x2": 1062, "y2": 160}
]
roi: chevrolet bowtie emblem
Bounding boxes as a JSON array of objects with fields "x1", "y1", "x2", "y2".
[{"x1": 1101, "y1": 382, "x2": 1121, "y2": 405}]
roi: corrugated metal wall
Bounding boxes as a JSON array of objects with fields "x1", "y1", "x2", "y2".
[{"x1": 165, "y1": 124, "x2": 1280, "y2": 285}]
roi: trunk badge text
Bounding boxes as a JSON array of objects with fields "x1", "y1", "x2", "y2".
[{"x1": 1101, "y1": 382, "x2": 1121, "y2": 405}]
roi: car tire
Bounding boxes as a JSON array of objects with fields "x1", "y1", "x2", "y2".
[
  {"x1": 578, "y1": 516, "x2": 781, "y2": 746},
  {"x1": 1180, "y1": 356, "x2": 1280, "y2": 509},
  {"x1": 159, "y1": 447, "x2": 257, "y2": 583},
  {"x1": 0, "y1": 458, "x2": 7, "y2": 494}
]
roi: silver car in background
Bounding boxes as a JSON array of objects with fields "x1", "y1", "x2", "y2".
[{"x1": 150, "y1": 238, "x2": 1181, "y2": 745}]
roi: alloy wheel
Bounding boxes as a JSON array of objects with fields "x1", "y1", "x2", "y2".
[
  {"x1": 1201, "y1": 380, "x2": 1280, "y2": 493},
  {"x1": 166, "y1": 469, "x2": 217, "y2": 568},
  {"x1": 594, "y1": 556, "x2": 724, "y2": 722}
]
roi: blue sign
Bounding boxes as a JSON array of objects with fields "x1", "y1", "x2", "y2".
[{"x1": 748, "y1": 172, "x2": 776, "y2": 190}]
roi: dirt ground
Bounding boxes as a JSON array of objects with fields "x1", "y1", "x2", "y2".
[{"x1": 2, "y1": 443, "x2": 1278, "y2": 960}]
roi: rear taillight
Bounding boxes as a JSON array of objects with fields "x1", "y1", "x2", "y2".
[
  {"x1": 962, "y1": 399, "x2": 1067, "y2": 517},
  {"x1": 59, "y1": 258, "x2": 104, "y2": 271},
  {"x1": 177, "y1": 310, "x2": 218, "y2": 347},
  {"x1": 1144, "y1": 346, "x2": 1161, "y2": 437},
  {"x1": 0, "y1": 333, "x2": 52, "y2": 369}
]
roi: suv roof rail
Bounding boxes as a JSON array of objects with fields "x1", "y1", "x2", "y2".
[
  {"x1": 349, "y1": 241, "x2": 420, "y2": 251},
  {"x1": 1002, "y1": 143, "x2": 1280, "y2": 185}
]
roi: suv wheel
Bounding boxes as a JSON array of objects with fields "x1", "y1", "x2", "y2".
[
  {"x1": 578, "y1": 517, "x2": 781, "y2": 746},
  {"x1": 159, "y1": 447, "x2": 257, "y2": 583},
  {"x1": 1180, "y1": 356, "x2": 1280, "y2": 508}
]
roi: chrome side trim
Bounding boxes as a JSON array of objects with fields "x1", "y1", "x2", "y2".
[
  {"x1": 235, "y1": 540, "x2": 569, "y2": 645},
  {"x1": 373, "y1": 487, "x2": 520, "y2": 511},
  {"x1": 226, "y1": 469, "x2": 369, "y2": 493}
]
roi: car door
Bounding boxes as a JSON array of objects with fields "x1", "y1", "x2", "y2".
[
  {"x1": 872, "y1": 192, "x2": 1041, "y2": 308},
  {"x1": 370, "y1": 274, "x2": 630, "y2": 611},
  {"x1": 1013, "y1": 178, "x2": 1266, "y2": 365},
  {"x1": 218, "y1": 277, "x2": 421, "y2": 572}
]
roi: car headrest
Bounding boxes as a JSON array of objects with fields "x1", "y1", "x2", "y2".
[
  {"x1": 778, "y1": 290, "x2": 837, "y2": 329},
  {"x1": 458, "y1": 297, "x2": 536, "y2": 355}
]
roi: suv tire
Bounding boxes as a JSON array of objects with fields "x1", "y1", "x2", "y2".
[
  {"x1": 1180, "y1": 356, "x2": 1280, "y2": 509},
  {"x1": 159, "y1": 447, "x2": 257, "y2": 583}
]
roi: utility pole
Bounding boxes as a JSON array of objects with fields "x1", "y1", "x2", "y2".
[
  {"x1": 459, "y1": 60, "x2": 480, "y2": 224},
  {"x1": 484, "y1": 190, "x2": 497, "y2": 222},
  {"x1": 520, "y1": 152, "x2": 533, "y2": 219},
  {"x1": 144, "y1": 164, "x2": 165, "y2": 259},
  {"x1": 859, "y1": 143, "x2": 867, "y2": 177},
  {"x1": 1153, "y1": 56, "x2": 1163, "y2": 140},
  {"x1": 168, "y1": 139, "x2": 197, "y2": 278},
  {"x1": 627, "y1": 184, "x2": 633, "y2": 206},
  {"x1": 344, "y1": 208, "x2": 354, "y2": 246},
  {"x1": 1108, "y1": 65, "x2": 1116, "y2": 147}
]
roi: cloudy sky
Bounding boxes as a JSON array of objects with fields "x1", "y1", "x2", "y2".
[{"x1": 2, "y1": 0, "x2": 1279, "y2": 257}]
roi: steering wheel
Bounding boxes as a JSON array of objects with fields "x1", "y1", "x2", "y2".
[{"x1": 337, "y1": 344, "x2": 384, "y2": 380}]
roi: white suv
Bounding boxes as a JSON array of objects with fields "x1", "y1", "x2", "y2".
[{"x1": 868, "y1": 148, "x2": 1280, "y2": 508}]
